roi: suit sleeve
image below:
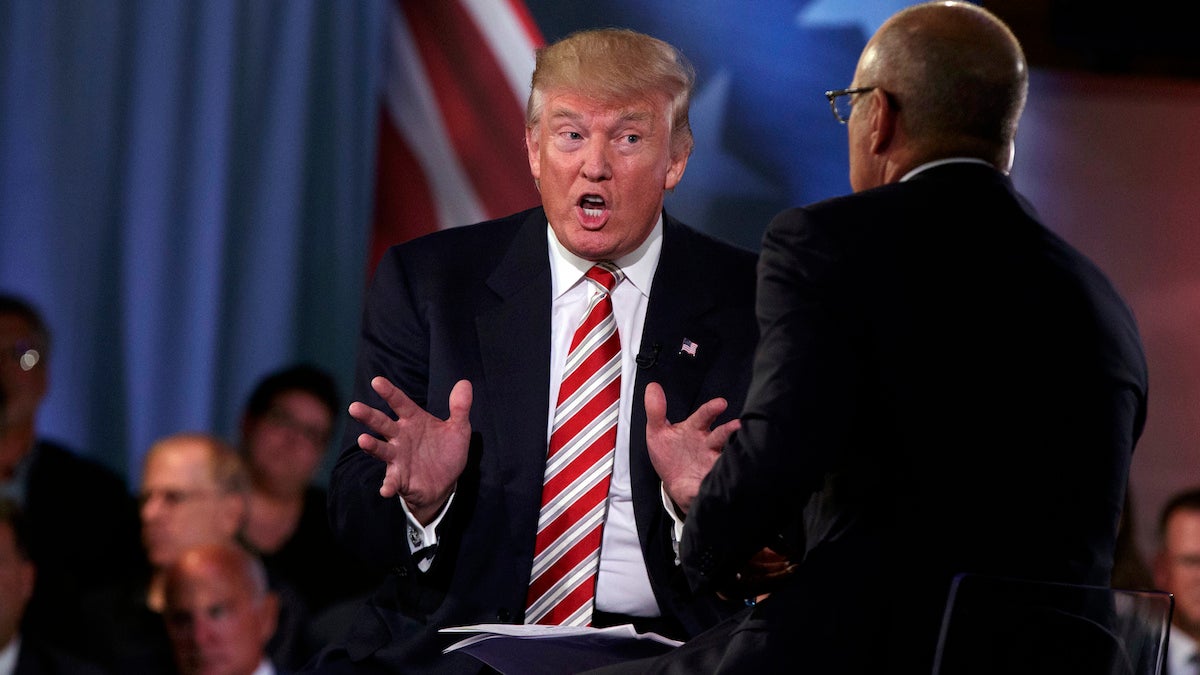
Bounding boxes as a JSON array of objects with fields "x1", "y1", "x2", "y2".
[
  {"x1": 328, "y1": 247, "x2": 432, "y2": 571},
  {"x1": 680, "y1": 207, "x2": 861, "y2": 592}
]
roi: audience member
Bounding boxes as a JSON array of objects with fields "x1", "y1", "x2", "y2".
[
  {"x1": 0, "y1": 498, "x2": 109, "y2": 675},
  {"x1": 237, "y1": 365, "x2": 381, "y2": 625},
  {"x1": 0, "y1": 293, "x2": 143, "y2": 643},
  {"x1": 76, "y1": 433, "x2": 306, "y2": 673},
  {"x1": 309, "y1": 27, "x2": 758, "y2": 674},
  {"x1": 1154, "y1": 487, "x2": 1200, "y2": 675},
  {"x1": 619, "y1": 3, "x2": 1148, "y2": 673},
  {"x1": 163, "y1": 542, "x2": 285, "y2": 675}
]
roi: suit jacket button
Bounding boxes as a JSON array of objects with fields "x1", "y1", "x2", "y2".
[
  {"x1": 392, "y1": 566, "x2": 408, "y2": 578},
  {"x1": 497, "y1": 608, "x2": 512, "y2": 622}
]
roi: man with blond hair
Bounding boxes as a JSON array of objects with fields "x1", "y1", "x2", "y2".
[{"x1": 314, "y1": 26, "x2": 759, "y2": 674}]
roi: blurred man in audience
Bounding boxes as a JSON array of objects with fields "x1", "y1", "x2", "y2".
[
  {"x1": 140, "y1": 433, "x2": 254, "y2": 610},
  {"x1": 0, "y1": 498, "x2": 108, "y2": 675},
  {"x1": 0, "y1": 293, "x2": 142, "y2": 641},
  {"x1": 237, "y1": 365, "x2": 381, "y2": 627},
  {"x1": 76, "y1": 433, "x2": 269, "y2": 673},
  {"x1": 163, "y1": 542, "x2": 284, "y2": 675},
  {"x1": 1154, "y1": 487, "x2": 1200, "y2": 675}
]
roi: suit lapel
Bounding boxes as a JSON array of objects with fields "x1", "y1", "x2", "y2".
[
  {"x1": 630, "y1": 214, "x2": 726, "y2": 556},
  {"x1": 475, "y1": 209, "x2": 553, "y2": 567}
]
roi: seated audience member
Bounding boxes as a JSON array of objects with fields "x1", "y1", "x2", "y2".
[
  {"x1": 77, "y1": 433, "x2": 307, "y2": 673},
  {"x1": 0, "y1": 293, "x2": 142, "y2": 640},
  {"x1": 163, "y1": 542, "x2": 285, "y2": 675},
  {"x1": 1154, "y1": 487, "x2": 1200, "y2": 675},
  {"x1": 237, "y1": 365, "x2": 381, "y2": 623},
  {"x1": 0, "y1": 498, "x2": 109, "y2": 675}
]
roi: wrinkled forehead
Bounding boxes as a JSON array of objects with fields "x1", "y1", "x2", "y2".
[
  {"x1": 167, "y1": 588, "x2": 249, "y2": 619},
  {"x1": 536, "y1": 89, "x2": 672, "y2": 128},
  {"x1": 168, "y1": 564, "x2": 255, "y2": 608},
  {"x1": 143, "y1": 446, "x2": 214, "y2": 489}
]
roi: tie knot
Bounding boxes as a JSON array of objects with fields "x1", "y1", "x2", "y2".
[{"x1": 586, "y1": 263, "x2": 623, "y2": 294}]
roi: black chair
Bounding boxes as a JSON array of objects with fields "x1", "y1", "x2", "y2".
[{"x1": 931, "y1": 573, "x2": 1173, "y2": 675}]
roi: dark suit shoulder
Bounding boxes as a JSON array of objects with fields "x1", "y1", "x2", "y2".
[
  {"x1": 663, "y1": 213, "x2": 756, "y2": 261},
  {"x1": 369, "y1": 207, "x2": 546, "y2": 301},
  {"x1": 27, "y1": 440, "x2": 130, "y2": 497},
  {"x1": 380, "y1": 207, "x2": 539, "y2": 266},
  {"x1": 15, "y1": 636, "x2": 113, "y2": 675},
  {"x1": 660, "y1": 214, "x2": 757, "y2": 295}
]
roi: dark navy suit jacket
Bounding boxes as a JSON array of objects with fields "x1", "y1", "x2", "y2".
[
  {"x1": 325, "y1": 207, "x2": 758, "y2": 673},
  {"x1": 681, "y1": 163, "x2": 1149, "y2": 673}
]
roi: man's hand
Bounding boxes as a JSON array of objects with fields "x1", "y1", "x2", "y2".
[
  {"x1": 644, "y1": 381, "x2": 741, "y2": 514},
  {"x1": 348, "y1": 377, "x2": 473, "y2": 525},
  {"x1": 717, "y1": 547, "x2": 797, "y2": 603}
]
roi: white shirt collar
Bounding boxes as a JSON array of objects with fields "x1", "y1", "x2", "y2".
[
  {"x1": 0, "y1": 636, "x2": 20, "y2": 675},
  {"x1": 547, "y1": 214, "x2": 663, "y2": 301},
  {"x1": 900, "y1": 157, "x2": 995, "y2": 183},
  {"x1": 1169, "y1": 625, "x2": 1198, "y2": 675},
  {"x1": 250, "y1": 658, "x2": 276, "y2": 675}
]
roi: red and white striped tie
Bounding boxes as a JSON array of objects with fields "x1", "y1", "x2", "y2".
[{"x1": 526, "y1": 262, "x2": 624, "y2": 626}]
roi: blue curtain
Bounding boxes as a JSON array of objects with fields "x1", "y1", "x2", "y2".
[{"x1": 0, "y1": 0, "x2": 386, "y2": 485}]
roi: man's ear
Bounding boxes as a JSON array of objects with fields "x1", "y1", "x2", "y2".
[
  {"x1": 867, "y1": 88, "x2": 896, "y2": 155},
  {"x1": 664, "y1": 151, "x2": 688, "y2": 191},
  {"x1": 259, "y1": 591, "x2": 280, "y2": 645},
  {"x1": 525, "y1": 125, "x2": 541, "y2": 181}
]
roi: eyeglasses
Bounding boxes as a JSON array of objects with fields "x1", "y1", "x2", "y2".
[
  {"x1": 263, "y1": 407, "x2": 330, "y2": 447},
  {"x1": 824, "y1": 87, "x2": 876, "y2": 124},
  {"x1": 138, "y1": 488, "x2": 220, "y2": 509},
  {"x1": 1, "y1": 341, "x2": 42, "y2": 372}
]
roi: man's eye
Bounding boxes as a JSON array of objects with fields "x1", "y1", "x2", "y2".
[{"x1": 624, "y1": 135, "x2": 640, "y2": 144}]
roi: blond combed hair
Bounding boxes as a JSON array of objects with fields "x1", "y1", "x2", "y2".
[{"x1": 526, "y1": 28, "x2": 696, "y2": 159}]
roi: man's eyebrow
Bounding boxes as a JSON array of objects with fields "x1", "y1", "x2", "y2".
[
  {"x1": 545, "y1": 108, "x2": 654, "y2": 125},
  {"x1": 616, "y1": 110, "x2": 652, "y2": 123},
  {"x1": 547, "y1": 107, "x2": 584, "y2": 122}
]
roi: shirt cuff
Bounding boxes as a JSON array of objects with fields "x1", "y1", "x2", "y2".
[
  {"x1": 401, "y1": 491, "x2": 455, "y2": 572},
  {"x1": 660, "y1": 482, "x2": 685, "y2": 565}
]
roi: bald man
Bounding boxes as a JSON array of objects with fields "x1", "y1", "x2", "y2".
[
  {"x1": 623, "y1": 2, "x2": 1147, "y2": 672},
  {"x1": 163, "y1": 543, "x2": 282, "y2": 675},
  {"x1": 73, "y1": 434, "x2": 262, "y2": 673}
]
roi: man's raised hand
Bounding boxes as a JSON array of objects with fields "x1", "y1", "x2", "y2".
[
  {"x1": 348, "y1": 377, "x2": 473, "y2": 525},
  {"x1": 644, "y1": 381, "x2": 740, "y2": 514}
]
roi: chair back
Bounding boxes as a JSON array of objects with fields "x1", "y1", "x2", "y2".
[{"x1": 931, "y1": 573, "x2": 1173, "y2": 675}]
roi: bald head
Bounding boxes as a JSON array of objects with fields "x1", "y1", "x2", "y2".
[
  {"x1": 163, "y1": 543, "x2": 277, "y2": 675},
  {"x1": 852, "y1": 1, "x2": 1027, "y2": 177}
]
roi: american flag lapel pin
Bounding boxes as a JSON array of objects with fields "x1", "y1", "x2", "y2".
[{"x1": 679, "y1": 338, "x2": 698, "y2": 357}]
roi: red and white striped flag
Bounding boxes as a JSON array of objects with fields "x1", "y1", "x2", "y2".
[{"x1": 370, "y1": 0, "x2": 545, "y2": 274}]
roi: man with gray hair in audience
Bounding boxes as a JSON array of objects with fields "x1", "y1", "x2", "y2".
[{"x1": 163, "y1": 542, "x2": 285, "y2": 675}]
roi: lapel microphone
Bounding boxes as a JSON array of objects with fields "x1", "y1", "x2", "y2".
[{"x1": 636, "y1": 342, "x2": 661, "y2": 369}]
